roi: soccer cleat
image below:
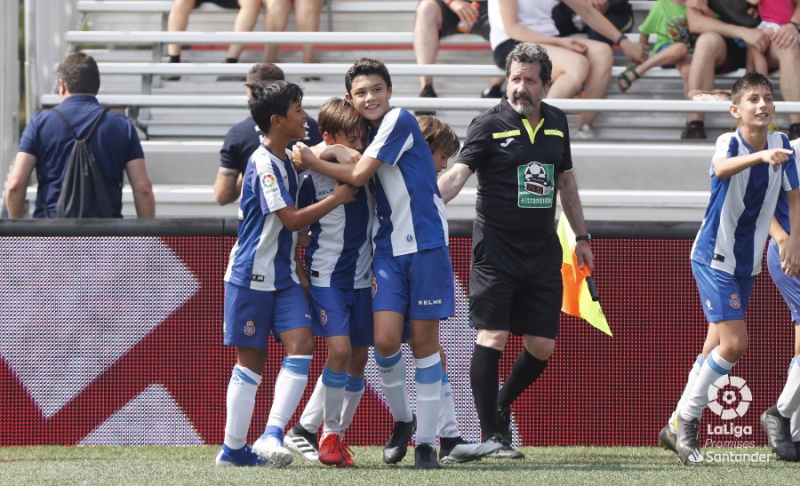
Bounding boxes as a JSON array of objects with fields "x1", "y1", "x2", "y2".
[
  {"x1": 675, "y1": 414, "x2": 704, "y2": 466},
  {"x1": 383, "y1": 416, "x2": 416, "y2": 464},
  {"x1": 336, "y1": 442, "x2": 356, "y2": 468},
  {"x1": 486, "y1": 433, "x2": 524, "y2": 460},
  {"x1": 318, "y1": 433, "x2": 345, "y2": 465},
  {"x1": 414, "y1": 443, "x2": 441, "y2": 469},
  {"x1": 658, "y1": 425, "x2": 679, "y2": 456},
  {"x1": 253, "y1": 431, "x2": 294, "y2": 467},
  {"x1": 760, "y1": 406, "x2": 799, "y2": 461},
  {"x1": 285, "y1": 424, "x2": 320, "y2": 461},
  {"x1": 680, "y1": 120, "x2": 706, "y2": 140},
  {"x1": 215, "y1": 444, "x2": 269, "y2": 467},
  {"x1": 439, "y1": 436, "x2": 503, "y2": 464}
]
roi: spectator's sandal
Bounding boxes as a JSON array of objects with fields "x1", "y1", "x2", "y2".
[{"x1": 617, "y1": 65, "x2": 640, "y2": 93}]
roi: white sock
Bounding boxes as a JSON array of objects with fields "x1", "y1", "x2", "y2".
[
  {"x1": 224, "y1": 365, "x2": 262, "y2": 449},
  {"x1": 298, "y1": 375, "x2": 324, "y2": 434},
  {"x1": 437, "y1": 373, "x2": 460, "y2": 438},
  {"x1": 322, "y1": 366, "x2": 347, "y2": 436},
  {"x1": 681, "y1": 348, "x2": 735, "y2": 421},
  {"x1": 265, "y1": 355, "x2": 312, "y2": 431},
  {"x1": 778, "y1": 358, "x2": 800, "y2": 418},
  {"x1": 669, "y1": 355, "x2": 703, "y2": 434},
  {"x1": 415, "y1": 352, "x2": 443, "y2": 446},
  {"x1": 340, "y1": 374, "x2": 365, "y2": 435},
  {"x1": 374, "y1": 349, "x2": 413, "y2": 422}
]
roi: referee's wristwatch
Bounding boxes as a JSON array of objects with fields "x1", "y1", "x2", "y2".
[{"x1": 575, "y1": 234, "x2": 592, "y2": 243}]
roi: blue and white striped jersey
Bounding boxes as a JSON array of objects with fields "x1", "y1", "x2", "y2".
[
  {"x1": 297, "y1": 169, "x2": 374, "y2": 289},
  {"x1": 224, "y1": 145, "x2": 300, "y2": 290},
  {"x1": 364, "y1": 107, "x2": 448, "y2": 258},
  {"x1": 773, "y1": 139, "x2": 800, "y2": 235},
  {"x1": 692, "y1": 130, "x2": 799, "y2": 276}
]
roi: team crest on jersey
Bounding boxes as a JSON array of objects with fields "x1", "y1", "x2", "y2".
[
  {"x1": 319, "y1": 310, "x2": 328, "y2": 326},
  {"x1": 371, "y1": 277, "x2": 378, "y2": 298},
  {"x1": 244, "y1": 321, "x2": 256, "y2": 336},
  {"x1": 730, "y1": 294, "x2": 741, "y2": 310},
  {"x1": 261, "y1": 173, "x2": 278, "y2": 193},
  {"x1": 517, "y1": 162, "x2": 554, "y2": 208}
]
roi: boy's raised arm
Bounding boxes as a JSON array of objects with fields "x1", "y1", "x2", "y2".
[{"x1": 713, "y1": 148, "x2": 793, "y2": 179}]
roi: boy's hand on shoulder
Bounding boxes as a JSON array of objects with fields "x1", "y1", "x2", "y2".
[
  {"x1": 328, "y1": 145, "x2": 361, "y2": 165},
  {"x1": 291, "y1": 142, "x2": 313, "y2": 170},
  {"x1": 332, "y1": 181, "x2": 358, "y2": 204},
  {"x1": 761, "y1": 148, "x2": 792, "y2": 168}
]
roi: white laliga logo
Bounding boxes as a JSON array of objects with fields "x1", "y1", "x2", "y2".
[{"x1": 707, "y1": 374, "x2": 752, "y2": 420}]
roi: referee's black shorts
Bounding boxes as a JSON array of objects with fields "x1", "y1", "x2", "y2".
[{"x1": 469, "y1": 221, "x2": 562, "y2": 339}]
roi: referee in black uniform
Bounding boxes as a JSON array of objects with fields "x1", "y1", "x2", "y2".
[{"x1": 438, "y1": 43, "x2": 594, "y2": 458}]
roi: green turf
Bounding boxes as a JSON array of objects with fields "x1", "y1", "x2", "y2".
[{"x1": 1, "y1": 446, "x2": 799, "y2": 485}]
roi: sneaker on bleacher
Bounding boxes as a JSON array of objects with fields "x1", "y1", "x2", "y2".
[
  {"x1": 573, "y1": 124, "x2": 595, "y2": 140},
  {"x1": 416, "y1": 84, "x2": 438, "y2": 116}
]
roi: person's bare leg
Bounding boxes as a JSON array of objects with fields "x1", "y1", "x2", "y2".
[
  {"x1": 264, "y1": 0, "x2": 292, "y2": 62},
  {"x1": 414, "y1": 0, "x2": 444, "y2": 90},
  {"x1": 226, "y1": 0, "x2": 263, "y2": 60},
  {"x1": 686, "y1": 32, "x2": 726, "y2": 124},
  {"x1": 167, "y1": 0, "x2": 197, "y2": 57},
  {"x1": 295, "y1": 0, "x2": 323, "y2": 64},
  {"x1": 574, "y1": 39, "x2": 612, "y2": 128},
  {"x1": 768, "y1": 41, "x2": 800, "y2": 125}
]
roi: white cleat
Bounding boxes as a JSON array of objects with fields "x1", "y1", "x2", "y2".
[{"x1": 253, "y1": 434, "x2": 294, "y2": 467}]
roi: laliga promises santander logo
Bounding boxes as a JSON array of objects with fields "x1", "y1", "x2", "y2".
[{"x1": 707, "y1": 374, "x2": 752, "y2": 420}]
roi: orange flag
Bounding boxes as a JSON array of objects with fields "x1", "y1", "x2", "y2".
[{"x1": 557, "y1": 217, "x2": 612, "y2": 336}]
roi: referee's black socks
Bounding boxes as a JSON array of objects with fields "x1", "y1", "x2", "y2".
[
  {"x1": 471, "y1": 344, "x2": 502, "y2": 441},
  {"x1": 498, "y1": 348, "x2": 549, "y2": 408}
]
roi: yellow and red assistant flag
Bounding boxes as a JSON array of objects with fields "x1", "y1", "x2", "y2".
[{"x1": 557, "y1": 217, "x2": 612, "y2": 336}]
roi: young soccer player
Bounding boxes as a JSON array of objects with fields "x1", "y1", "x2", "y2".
[
  {"x1": 759, "y1": 138, "x2": 800, "y2": 462},
  {"x1": 285, "y1": 97, "x2": 373, "y2": 467},
  {"x1": 216, "y1": 81, "x2": 356, "y2": 468},
  {"x1": 293, "y1": 58, "x2": 454, "y2": 469},
  {"x1": 658, "y1": 72, "x2": 800, "y2": 466}
]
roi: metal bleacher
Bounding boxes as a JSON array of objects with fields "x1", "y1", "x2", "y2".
[{"x1": 16, "y1": 0, "x2": 795, "y2": 220}]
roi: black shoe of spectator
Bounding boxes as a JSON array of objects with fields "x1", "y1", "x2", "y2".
[
  {"x1": 789, "y1": 123, "x2": 800, "y2": 140},
  {"x1": 681, "y1": 121, "x2": 706, "y2": 140},
  {"x1": 481, "y1": 84, "x2": 503, "y2": 99},
  {"x1": 415, "y1": 84, "x2": 437, "y2": 116}
]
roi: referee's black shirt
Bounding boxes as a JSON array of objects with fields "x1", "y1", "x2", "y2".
[{"x1": 457, "y1": 99, "x2": 573, "y2": 238}]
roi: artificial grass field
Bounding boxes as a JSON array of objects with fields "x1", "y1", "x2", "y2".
[{"x1": 1, "y1": 446, "x2": 800, "y2": 485}]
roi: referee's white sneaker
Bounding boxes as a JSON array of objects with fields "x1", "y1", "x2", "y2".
[{"x1": 253, "y1": 432, "x2": 294, "y2": 467}]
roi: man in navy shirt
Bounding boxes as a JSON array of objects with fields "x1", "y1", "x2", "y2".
[
  {"x1": 5, "y1": 52, "x2": 155, "y2": 218},
  {"x1": 214, "y1": 63, "x2": 322, "y2": 205}
]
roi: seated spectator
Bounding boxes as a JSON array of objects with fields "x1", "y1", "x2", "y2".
[
  {"x1": 684, "y1": 0, "x2": 800, "y2": 140},
  {"x1": 215, "y1": 63, "x2": 323, "y2": 205},
  {"x1": 553, "y1": 0, "x2": 634, "y2": 45},
  {"x1": 745, "y1": 0, "x2": 798, "y2": 76},
  {"x1": 166, "y1": 0, "x2": 265, "y2": 80},
  {"x1": 413, "y1": 0, "x2": 506, "y2": 110},
  {"x1": 617, "y1": 0, "x2": 711, "y2": 94},
  {"x1": 263, "y1": 0, "x2": 324, "y2": 65},
  {"x1": 5, "y1": 53, "x2": 155, "y2": 218},
  {"x1": 489, "y1": 0, "x2": 646, "y2": 139}
]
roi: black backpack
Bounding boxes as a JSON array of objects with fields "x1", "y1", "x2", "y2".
[{"x1": 47, "y1": 108, "x2": 114, "y2": 218}]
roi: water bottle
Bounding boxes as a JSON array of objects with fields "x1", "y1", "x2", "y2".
[{"x1": 457, "y1": 2, "x2": 481, "y2": 34}]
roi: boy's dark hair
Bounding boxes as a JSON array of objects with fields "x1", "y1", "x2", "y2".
[
  {"x1": 731, "y1": 72, "x2": 773, "y2": 103},
  {"x1": 248, "y1": 80, "x2": 304, "y2": 134},
  {"x1": 417, "y1": 115, "x2": 459, "y2": 159},
  {"x1": 246, "y1": 63, "x2": 285, "y2": 87},
  {"x1": 505, "y1": 43, "x2": 552, "y2": 85},
  {"x1": 345, "y1": 58, "x2": 392, "y2": 94},
  {"x1": 318, "y1": 97, "x2": 369, "y2": 141},
  {"x1": 57, "y1": 52, "x2": 100, "y2": 95}
]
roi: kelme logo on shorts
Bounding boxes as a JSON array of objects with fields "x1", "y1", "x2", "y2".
[{"x1": 517, "y1": 162, "x2": 554, "y2": 208}]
